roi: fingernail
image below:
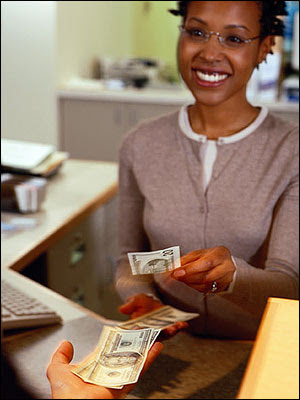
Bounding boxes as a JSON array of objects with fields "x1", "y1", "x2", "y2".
[{"x1": 173, "y1": 269, "x2": 185, "y2": 278}]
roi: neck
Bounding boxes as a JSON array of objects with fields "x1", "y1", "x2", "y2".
[{"x1": 188, "y1": 98, "x2": 260, "y2": 140}]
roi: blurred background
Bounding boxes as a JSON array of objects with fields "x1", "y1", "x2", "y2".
[{"x1": 1, "y1": 1, "x2": 299, "y2": 157}]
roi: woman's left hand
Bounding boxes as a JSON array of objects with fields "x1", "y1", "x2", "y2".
[{"x1": 171, "y1": 246, "x2": 236, "y2": 293}]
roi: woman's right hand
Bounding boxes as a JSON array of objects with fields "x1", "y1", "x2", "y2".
[{"x1": 118, "y1": 293, "x2": 188, "y2": 339}]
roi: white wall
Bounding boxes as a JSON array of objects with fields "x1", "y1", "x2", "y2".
[
  {"x1": 56, "y1": 1, "x2": 135, "y2": 85},
  {"x1": 1, "y1": 1, "x2": 58, "y2": 147}
]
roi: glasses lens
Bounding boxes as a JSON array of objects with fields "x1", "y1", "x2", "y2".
[
  {"x1": 181, "y1": 26, "x2": 207, "y2": 41},
  {"x1": 223, "y1": 35, "x2": 245, "y2": 48}
]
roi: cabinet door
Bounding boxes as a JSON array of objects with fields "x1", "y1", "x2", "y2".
[
  {"x1": 124, "y1": 102, "x2": 180, "y2": 133},
  {"x1": 59, "y1": 98, "x2": 125, "y2": 162},
  {"x1": 46, "y1": 198, "x2": 120, "y2": 315},
  {"x1": 59, "y1": 98, "x2": 181, "y2": 162},
  {"x1": 46, "y1": 214, "x2": 97, "y2": 307}
]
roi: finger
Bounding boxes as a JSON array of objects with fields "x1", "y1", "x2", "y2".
[
  {"x1": 201, "y1": 260, "x2": 234, "y2": 282},
  {"x1": 120, "y1": 342, "x2": 163, "y2": 396},
  {"x1": 168, "y1": 321, "x2": 189, "y2": 334},
  {"x1": 188, "y1": 273, "x2": 231, "y2": 293},
  {"x1": 188, "y1": 283, "x2": 210, "y2": 292},
  {"x1": 142, "y1": 342, "x2": 163, "y2": 373},
  {"x1": 172, "y1": 259, "x2": 213, "y2": 279},
  {"x1": 175, "y1": 271, "x2": 207, "y2": 284},
  {"x1": 158, "y1": 321, "x2": 188, "y2": 339},
  {"x1": 180, "y1": 249, "x2": 206, "y2": 266},
  {"x1": 118, "y1": 298, "x2": 137, "y2": 314},
  {"x1": 180, "y1": 249, "x2": 226, "y2": 277},
  {"x1": 131, "y1": 310, "x2": 147, "y2": 319},
  {"x1": 202, "y1": 270, "x2": 235, "y2": 292},
  {"x1": 50, "y1": 341, "x2": 74, "y2": 365}
]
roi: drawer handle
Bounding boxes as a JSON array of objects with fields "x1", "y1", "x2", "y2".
[{"x1": 70, "y1": 242, "x2": 86, "y2": 265}]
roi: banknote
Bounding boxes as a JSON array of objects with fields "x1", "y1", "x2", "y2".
[
  {"x1": 128, "y1": 246, "x2": 181, "y2": 275},
  {"x1": 119, "y1": 305, "x2": 199, "y2": 330},
  {"x1": 71, "y1": 325, "x2": 157, "y2": 389}
]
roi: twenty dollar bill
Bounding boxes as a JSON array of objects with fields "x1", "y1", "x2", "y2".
[{"x1": 128, "y1": 246, "x2": 181, "y2": 275}]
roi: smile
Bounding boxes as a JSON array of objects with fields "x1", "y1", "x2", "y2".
[{"x1": 196, "y1": 71, "x2": 229, "y2": 82}]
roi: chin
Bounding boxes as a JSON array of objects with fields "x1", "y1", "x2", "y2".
[{"x1": 192, "y1": 94, "x2": 229, "y2": 107}]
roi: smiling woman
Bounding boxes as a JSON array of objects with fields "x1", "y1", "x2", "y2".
[
  {"x1": 115, "y1": 1, "x2": 299, "y2": 340},
  {"x1": 176, "y1": 1, "x2": 276, "y2": 124}
]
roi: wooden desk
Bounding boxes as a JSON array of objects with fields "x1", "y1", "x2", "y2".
[
  {"x1": 237, "y1": 297, "x2": 299, "y2": 399},
  {"x1": 1, "y1": 159, "x2": 118, "y2": 272}
]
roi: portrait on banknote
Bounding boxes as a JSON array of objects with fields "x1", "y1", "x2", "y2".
[
  {"x1": 143, "y1": 258, "x2": 170, "y2": 273},
  {"x1": 128, "y1": 246, "x2": 181, "y2": 275},
  {"x1": 99, "y1": 351, "x2": 141, "y2": 368}
]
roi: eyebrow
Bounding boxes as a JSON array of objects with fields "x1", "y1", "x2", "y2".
[{"x1": 187, "y1": 17, "x2": 251, "y2": 32}]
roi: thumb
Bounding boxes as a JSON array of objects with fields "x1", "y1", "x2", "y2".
[{"x1": 50, "y1": 340, "x2": 74, "y2": 365}]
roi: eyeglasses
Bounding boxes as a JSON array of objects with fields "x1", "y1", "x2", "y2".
[{"x1": 179, "y1": 26, "x2": 261, "y2": 49}]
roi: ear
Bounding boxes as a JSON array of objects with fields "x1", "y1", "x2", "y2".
[{"x1": 257, "y1": 36, "x2": 275, "y2": 64}]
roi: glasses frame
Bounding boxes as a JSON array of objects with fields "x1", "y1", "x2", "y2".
[{"x1": 179, "y1": 25, "x2": 261, "y2": 48}]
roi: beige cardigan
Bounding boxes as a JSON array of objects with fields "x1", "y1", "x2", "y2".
[{"x1": 115, "y1": 109, "x2": 299, "y2": 339}]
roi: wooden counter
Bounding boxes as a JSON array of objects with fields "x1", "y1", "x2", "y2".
[
  {"x1": 1, "y1": 159, "x2": 118, "y2": 271},
  {"x1": 237, "y1": 297, "x2": 299, "y2": 399}
]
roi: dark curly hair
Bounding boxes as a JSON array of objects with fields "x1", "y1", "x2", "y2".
[{"x1": 169, "y1": 1, "x2": 287, "y2": 38}]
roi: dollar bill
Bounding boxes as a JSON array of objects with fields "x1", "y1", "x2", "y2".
[
  {"x1": 71, "y1": 326, "x2": 157, "y2": 389},
  {"x1": 128, "y1": 246, "x2": 181, "y2": 275},
  {"x1": 119, "y1": 305, "x2": 199, "y2": 330}
]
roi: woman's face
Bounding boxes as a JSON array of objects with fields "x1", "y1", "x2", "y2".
[{"x1": 178, "y1": 1, "x2": 270, "y2": 107}]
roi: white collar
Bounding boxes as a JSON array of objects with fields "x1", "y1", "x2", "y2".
[{"x1": 179, "y1": 105, "x2": 269, "y2": 145}]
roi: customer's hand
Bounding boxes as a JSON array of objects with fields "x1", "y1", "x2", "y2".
[
  {"x1": 119, "y1": 293, "x2": 188, "y2": 338},
  {"x1": 47, "y1": 340, "x2": 163, "y2": 399},
  {"x1": 172, "y1": 246, "x2": 236, "y2": 293}
]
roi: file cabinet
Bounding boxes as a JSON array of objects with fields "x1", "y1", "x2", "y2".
[{"x1": 46, "y1": 195, "x2": 121, "y2": 316}]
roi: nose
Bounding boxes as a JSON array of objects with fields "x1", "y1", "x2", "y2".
[{"x1": 198, "y1": 35, "x2": 225, "y2": 62}]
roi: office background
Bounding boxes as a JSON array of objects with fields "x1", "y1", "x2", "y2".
[
  {"x1": 2, "y1": 1, "x2": 298, "y2": 149},
  {"x1": 1, "y1": 1, "x2": 179, "y2": 147}
]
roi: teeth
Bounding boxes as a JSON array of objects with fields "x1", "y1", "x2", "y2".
[{"x1": 196, "y1": 71, "x2": 228, "y2": 82}]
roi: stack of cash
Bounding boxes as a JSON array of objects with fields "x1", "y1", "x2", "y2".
[
  {"x1": 71, "y1": 306, "x2": 200, "y2": 389},
  {"x1": 128, "y1": 246, "x2": 181, "y2": 275},
  {"x1": 71, "y1": 325, "x2": 160, "y2": 389}
]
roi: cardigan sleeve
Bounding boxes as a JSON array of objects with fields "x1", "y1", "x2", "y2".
[
  {"x1": 114, "y1": 132, "x2": 160, "y2": 302},
  {"x1": 222, "y1": 141, "x2": 299, "y2": 318}
]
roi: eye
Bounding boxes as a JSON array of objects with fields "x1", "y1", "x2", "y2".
[
  {"x1": 225, "y1": 35, "x2": 244, "y2": 44},
  {"x1": 187, "y1": 28, "x2": 206, "y2": 38}
]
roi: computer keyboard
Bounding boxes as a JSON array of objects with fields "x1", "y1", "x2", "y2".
[{"x1": 1, "y1": 278, "x2": 62, "y2": 330}]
